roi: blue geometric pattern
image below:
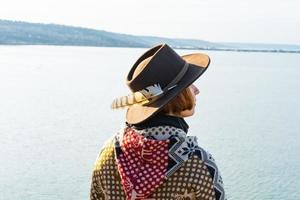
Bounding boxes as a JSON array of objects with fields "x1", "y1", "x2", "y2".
[{"x1": 193, "y1": 146, "x2": 226, "y2": 200}]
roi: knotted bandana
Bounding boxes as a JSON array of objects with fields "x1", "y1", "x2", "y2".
[{"x1": 115, "y1": 128, "x2": 169, "y2": 200}]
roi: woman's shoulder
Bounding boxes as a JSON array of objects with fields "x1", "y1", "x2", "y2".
[
  {"x1": 92, "y1": 136, "x2": 116, "y2": 171},
  {"x1": 168, "y1": 132, "x2": 226, "y2": 199},
  {"x1": 187, "y1": 139, "x2": 226, "y2": 200}
]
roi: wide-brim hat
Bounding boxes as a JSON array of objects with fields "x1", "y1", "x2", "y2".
[{"x1": 111, "y1": 43, "x2": 210, "y2": 124}]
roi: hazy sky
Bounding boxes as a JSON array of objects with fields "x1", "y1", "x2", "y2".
[{"x1": 1, "y1": 0, "x2": 300, "y2": 44}]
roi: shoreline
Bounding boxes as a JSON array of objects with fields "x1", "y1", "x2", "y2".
[{"x1": 1, "y1": 44, "x2": 299, "y2": 54}]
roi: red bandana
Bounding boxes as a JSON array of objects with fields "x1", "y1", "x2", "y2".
[{"x1": 115, "y1": 129, "x2": 169, "y2": 200}]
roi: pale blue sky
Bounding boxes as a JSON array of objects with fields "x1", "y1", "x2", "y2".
[{"x1": 1, "y1": 0, "x2": 300, "y2": 44}]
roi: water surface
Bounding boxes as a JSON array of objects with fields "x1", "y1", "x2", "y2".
[{"x1": 0, "y1": 46, "x2": 299, "y2": 199}]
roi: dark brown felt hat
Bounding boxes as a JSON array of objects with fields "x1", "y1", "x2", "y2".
[{"x1": 114, "y1": 43, "x2": 210, "y2": 124}]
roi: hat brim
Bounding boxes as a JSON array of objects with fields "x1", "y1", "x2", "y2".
[{"x1": 126, "y1": 53, "x2": 210, "y2": 124}]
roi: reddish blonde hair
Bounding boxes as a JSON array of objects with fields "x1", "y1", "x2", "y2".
[{"x1": 161, "y1": 87, "x2": 195, "y2": 115}]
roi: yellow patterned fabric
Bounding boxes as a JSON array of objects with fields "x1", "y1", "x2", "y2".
[{"x1": 90, "y1": 137, "x2": 217, "y2": 200}]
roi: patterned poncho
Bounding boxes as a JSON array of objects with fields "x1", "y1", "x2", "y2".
[{"x1": 90, "y1": 122, "x2": 226, "y2": 200}]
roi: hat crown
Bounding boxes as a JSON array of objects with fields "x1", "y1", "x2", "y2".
[
  {"x1": 132, "y1": 56, "x2": 153, "y2": 80},
  {"x1": 127, "y1": 44, "x2": 186, "y2": 92}
]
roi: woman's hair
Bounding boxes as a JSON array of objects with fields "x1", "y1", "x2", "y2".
[{"x1": 161, "y1": 87, "x2": 195, "y2": 115}]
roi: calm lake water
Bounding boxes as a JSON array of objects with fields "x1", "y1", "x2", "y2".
[{"x1": 0, "y1": 46, "x2": 299, "y2": 200}]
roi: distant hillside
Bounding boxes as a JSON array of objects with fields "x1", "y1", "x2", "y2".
[
  {"x1": 0, "y1": 19, "x2": 300, "y2": 53},
  {"x1": 0, "y1": 19, "x2": 219, "y2": 49}
]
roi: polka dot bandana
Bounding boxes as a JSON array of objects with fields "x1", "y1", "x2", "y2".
[{"x1": 115, "y1": 128, "x2": 170, "y2": 200}]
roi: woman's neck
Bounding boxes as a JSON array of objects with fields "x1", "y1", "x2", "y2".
[{"x1": 127, "y1": 112, "x2": 189, "y2": 133}]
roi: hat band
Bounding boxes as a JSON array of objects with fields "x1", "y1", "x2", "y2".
[
  {"x1": 111, "y1": 62, "x2": 189, "y2": 109},
  {"x1": 162, "y1": 62, "x2": 189, "y2": 93}
]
